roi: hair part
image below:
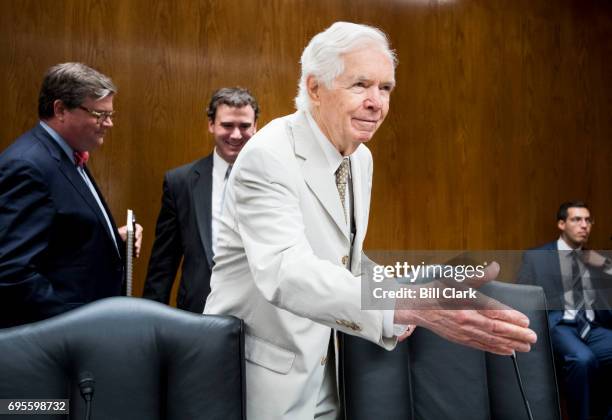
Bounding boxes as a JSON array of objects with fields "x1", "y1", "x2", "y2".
[
  {"x1": 38, "y1": 62, "x2": 117, "y2": 119},
  {"x1": 206, "y1": 87, "x2": 260, "y2": 122},
  {"x1": 294, "y1": 21, "x2": 397, "y2": 112},
  {"x1": 557, "y1": 201, "x2": 589, "y2": 221}
]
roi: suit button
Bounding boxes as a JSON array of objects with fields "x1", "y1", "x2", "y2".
[
  {"x1": 336, "y1": 319, "x2": 348, "y2": 327},
  {"x1": 341, "y1": 255, "x2": 349, "y2": 265},
  {"x1": 320, "y1": 356, "x2": 327, "y2": 366}
]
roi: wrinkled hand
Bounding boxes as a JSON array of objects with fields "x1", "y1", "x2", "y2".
[
  {"x1": 394, "y1": 262, "x2": 537, "y2": 355},
  {"x1": 118, "y1": 223, "x2": 144, "y2": 258}
]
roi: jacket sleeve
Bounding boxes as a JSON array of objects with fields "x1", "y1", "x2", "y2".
[
  {"x1": 142, "y1": 174, "x2": 183, "y2": 304},
  {"x1": 0, "y1": 159, "x2": 64, "y2": 324}
]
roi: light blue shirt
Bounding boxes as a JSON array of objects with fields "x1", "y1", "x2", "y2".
[{"x1": 39, "y1": 121, "x2": 119, "y2": 254}]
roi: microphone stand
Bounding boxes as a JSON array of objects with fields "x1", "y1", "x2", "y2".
[{"x1": 78, "y1": 372, "x2": 95, "y2": 420}]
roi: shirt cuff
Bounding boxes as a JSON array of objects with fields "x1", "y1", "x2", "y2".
[{"x1": 382, "y1": 310, "x2": 409, "y2": 337}]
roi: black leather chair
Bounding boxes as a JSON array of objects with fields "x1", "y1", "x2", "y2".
[
  {"x1": 0, "y1": 297, "x2": 245, "y2": 420},
  {"x1": 342, "y1": 281, "x2": 562, "y2": 420}
]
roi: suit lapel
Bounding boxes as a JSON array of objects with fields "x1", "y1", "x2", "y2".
[
  {"x1": 544, "y1": 242, "x2": 563, "y2": 291},
  {"x1": 192, "y1": 155, "x2": 214, "y2": 266},
  {"x1": 84, "y1": 166, "x2": 122, "y2": 256},
  {"x1": 291, "y1": 113, "x2": 349, "y2": 239},
  {"x1": 551, "y1": 242, "x2": 563, "y2": 282},
  {"x1": 543, "y1": 242, "x2": 563, "y2": 316},
  {"x1": 350, "y1": 154, "x2": 367, "y2": 248},
  {"x1": 35, "y1": 127, "x2": 121, "y2": 256}
]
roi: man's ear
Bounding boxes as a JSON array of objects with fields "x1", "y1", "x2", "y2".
[
  {"x1": 208, "y1": 118, "x2": 215, "y2": 134},
  {"x1": 53, "y1": 100, "x2": 66, "y2": 121},
  {"x1": 306, "y1": 75, "x2": 321, "y2": 106},
  {"x1": 558, "y1": 219, "x2": 566, "y2": 232}
]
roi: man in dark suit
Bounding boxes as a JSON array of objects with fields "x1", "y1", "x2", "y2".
[
  {"x1": 518, "y1": 201, "x2": 612, "y2": 420},
  {"x1": 142, "y1": 87, "x2": 259, "y2": 313},
  {"x1": 0, "y1": 62, "x2": 143, "y2": 328}
]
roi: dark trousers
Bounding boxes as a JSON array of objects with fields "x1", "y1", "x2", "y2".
[{"x1": 551, "y1": 320, "x2": 612, "y2": 420}]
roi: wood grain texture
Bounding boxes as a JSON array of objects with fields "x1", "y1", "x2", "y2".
[{"x1": 1, "y1": 0, "x2": 611, "y2": 300}]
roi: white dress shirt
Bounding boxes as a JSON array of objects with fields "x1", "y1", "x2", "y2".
[{"x1": 211, "y1": 148, "x2": 232, "y2": 254}]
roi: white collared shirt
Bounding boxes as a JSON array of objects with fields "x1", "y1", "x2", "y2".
[
  {"x1": 212, "y1": 148, "x2": 232, "y2": 254},
  {"x1": 305, "y1": 111, "x2": 353, "y2": 222}
]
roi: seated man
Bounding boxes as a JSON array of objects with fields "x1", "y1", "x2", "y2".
[{"x1": 519, "y1": 201, "x2": 612, "y2": 420}]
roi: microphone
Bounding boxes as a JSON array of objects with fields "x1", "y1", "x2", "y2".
[
  {"x1": 78, "y1": 371, "x2": 95, "y2": 420},
  {"x1": 510, "y1": 351, "x2": 534, "y2": 420}
]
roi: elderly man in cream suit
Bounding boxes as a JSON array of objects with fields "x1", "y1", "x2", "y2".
[{"x1": 205, "y1": 22, "x2": 537, "y2": 419}]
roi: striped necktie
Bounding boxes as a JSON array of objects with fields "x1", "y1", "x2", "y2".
[{"x1": 571, "y1": 251, "x2": 591, "y2": 340}]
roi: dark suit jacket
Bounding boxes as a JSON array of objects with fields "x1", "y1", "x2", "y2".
[
  {"x1": 142, "y1": 154, "x2": 214, "y2": 313},
  {"x1": 0, "y1": 124, "x2": 124, "y2": 327},
  {"x1": 518, "y1": 241, "x2": 612, "y2": 329}
]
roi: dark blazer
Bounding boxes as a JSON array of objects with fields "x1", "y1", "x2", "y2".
[
  {"x1": 0, "y1": 124, "x2": 124, "y2": 327},
  {"x1": 518, "y1": 241, "x2": 612, "y2": 328},
  {"x1": 143, "y1": 154, "x2": 214, "y2": 313}
]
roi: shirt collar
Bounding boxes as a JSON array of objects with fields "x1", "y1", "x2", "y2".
[
  {"x1": 213, "y1": 147, "x2": 232, "y2": 179},
  {"x1": 39, "y1": 121, "x2": 75, "y2": 162},
  {"x1": 305, "y1": 110, "x2": 347, "y2": 174},
  {"x1": 557, "y1": 236, "x2": 583, "y2": 253}
]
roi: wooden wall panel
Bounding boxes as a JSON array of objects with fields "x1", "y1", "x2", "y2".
[{"x1": 1, "y1": 0, "x2": 611, "y2": 299}]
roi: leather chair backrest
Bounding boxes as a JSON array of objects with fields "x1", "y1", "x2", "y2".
[
  {"x1": 0, "y1": 297, "x2": 245, "y2": 420},
  {"x1": 342, "y1": 281, "x2": 561, "y2": 420}
]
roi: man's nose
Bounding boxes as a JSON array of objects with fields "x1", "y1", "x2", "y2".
[
  {"x1": 364, "y1": 87, "x2": 383, "y2": 111},
  {"x1": 230, "y1": 126, "x2": 242, "y2": 139}
]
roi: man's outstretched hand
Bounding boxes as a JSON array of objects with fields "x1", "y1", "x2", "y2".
[{"x1": 393, "y1": 262, "x2": 537, "y2": 355}]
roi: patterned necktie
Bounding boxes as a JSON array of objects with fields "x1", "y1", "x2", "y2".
[
  {"x1": 571, "y1": 251, "x2": 591, "y2": 340},
  {"x1": 335, "y1": 158, "x2": 350, "y2": 222},
  {"x1": 73, "y1": 151, "x2": 89, "y2": 167}
]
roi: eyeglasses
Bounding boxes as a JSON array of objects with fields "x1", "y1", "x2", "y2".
[
  {"x1": 567, "y1": 216, "x2": 594, "y2": 226},
  {"x1": 78, "y1": 105, "x2": 116, "y2": 123}
]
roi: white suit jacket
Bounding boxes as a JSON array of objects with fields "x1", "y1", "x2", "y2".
[{"x1": 204, "y1": 110, "x2": 395, "y2": 419}]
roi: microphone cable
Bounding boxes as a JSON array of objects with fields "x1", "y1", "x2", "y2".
[{"x1": 511, "y1": 351, "x2": 534, "y2": 420}]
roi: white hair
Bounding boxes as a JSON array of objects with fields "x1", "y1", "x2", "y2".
[{"x1": 294, "y1": 21, "x2": 397, "y2": 111}]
